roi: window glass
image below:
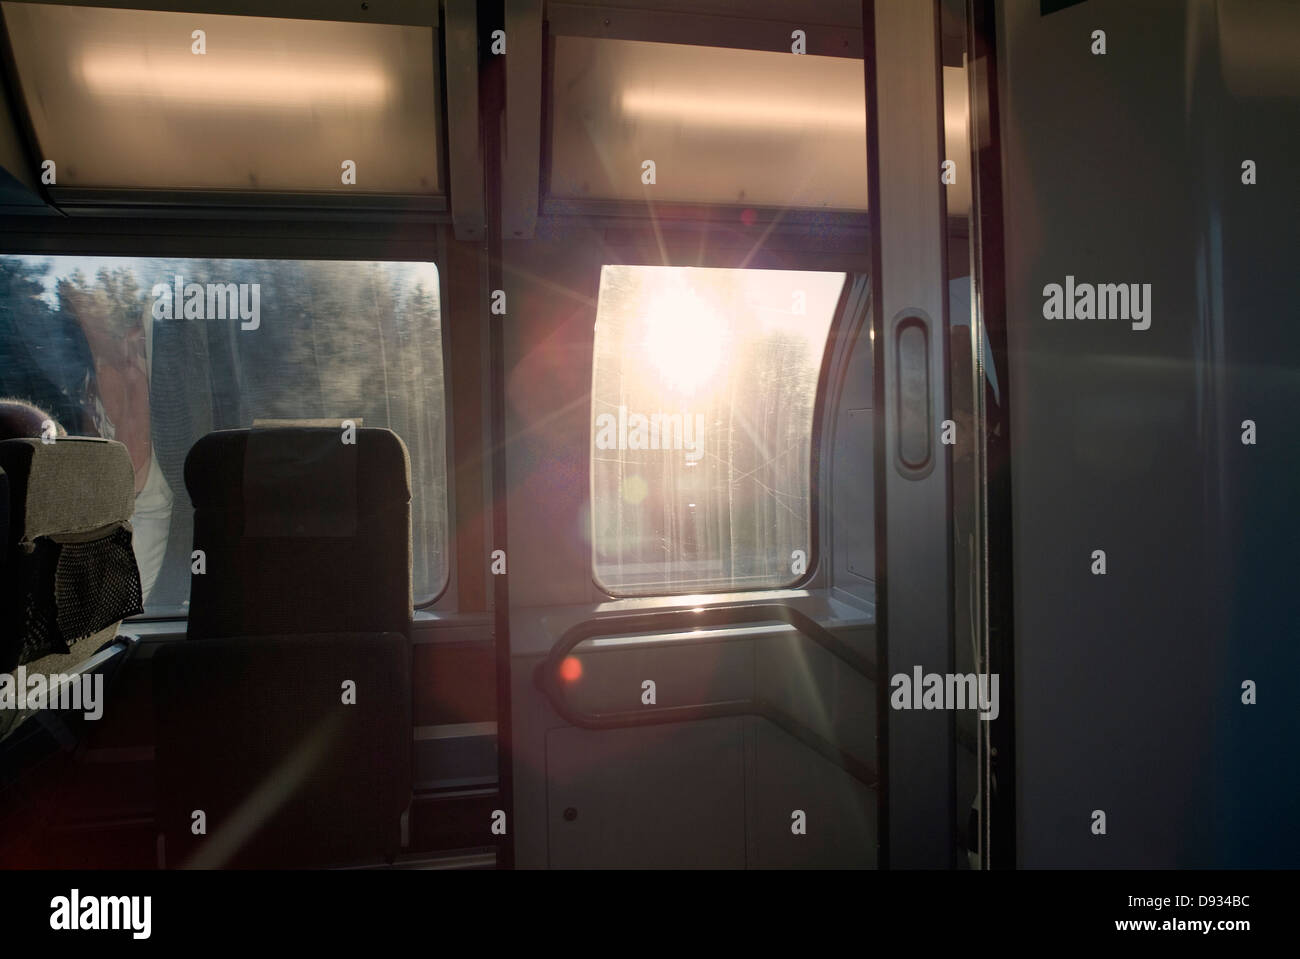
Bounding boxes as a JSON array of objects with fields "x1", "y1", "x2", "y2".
[
  {"x1": 0, "y1": 255, "x2": 448, "y2": 613},
  {"x1": 550, "y1": 36, "x2": 867, "y2": 211},
  {"x1": 591, "y1": 265, "x2": 844, "y2": 595},
  {"x1": 1, "y1": 1, "x2": 441, "y2": 196}
]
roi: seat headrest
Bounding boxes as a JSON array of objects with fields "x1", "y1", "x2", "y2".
[
  {"x1": 0, "y1": 438, "x2": 135, "y2": 546},
  {"x1": 183, "y1": 427, "x2": 413, "y2": 640},
  {"x1": 184, "y1": 427, "x2": 410, "y2": 531}
]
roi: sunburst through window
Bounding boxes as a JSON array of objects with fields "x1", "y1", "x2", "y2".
[{"x1": 591, "y1": 265, "x2": 845, "y2": 596}]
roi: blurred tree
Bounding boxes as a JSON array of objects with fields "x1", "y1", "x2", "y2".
[{"x1": 0, "y1": 257, "x2": 95, "y2": 433}]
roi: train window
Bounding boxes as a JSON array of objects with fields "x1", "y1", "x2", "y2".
[
  {"x1": 0, "y1": 255, "x2": 448, "y2": 613},
  {"x1": 0, "y1": 2, "x2": 441, "y2": 197},
  {"x1": 591, "y1": 265, "x2": 844, "y2": 596}
]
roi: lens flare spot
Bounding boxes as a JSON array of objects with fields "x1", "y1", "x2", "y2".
[
  {"x1": 621, "y1": 474, "x2": 649, "y2": 505},
  {"x1": 560, "y1": 656, "x2": 583, "y2": 682}
]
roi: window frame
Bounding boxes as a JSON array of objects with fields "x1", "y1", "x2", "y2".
[
  {"x1": 0, "y1": 217, "x2": 461, "y2": 615},
  {"x1": 584, "y1": 249, "x2": 862, "y2": 601}
]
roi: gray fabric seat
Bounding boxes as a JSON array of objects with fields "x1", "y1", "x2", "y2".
[
  {"x1": 152, "y1": 426, "x2": 413, "y2": 869},
  {"x1": 0, "y1": 438, "x2": 142, "y2": 741}
]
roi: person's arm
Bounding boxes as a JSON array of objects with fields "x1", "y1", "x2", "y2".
[{"x1": 75, "y1": 299, "x2": 153, "y2": 494}]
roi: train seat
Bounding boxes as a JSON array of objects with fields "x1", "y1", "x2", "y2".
[
  {"x1": 152, "y1": 426, "x2": 413, "y2": 868},
  {"x1": 0, "y1": 437, "x2": 142, "y2": 741}
]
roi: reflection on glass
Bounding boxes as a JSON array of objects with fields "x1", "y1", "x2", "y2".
[
  {"x1": 591, "y1": 265, "x2": 844, "y2": 596},
  {"x1": 551, "y1": 36, "x2": 868, "y2": 211},
  {"x1": 0, "y1": 255, "x2": 448, "y2": 612},
  {"x1": 943, "y1": 65, "x2": 972, "y2": 218},
  {"x1": 1, "y1": 2, "x2": 440, "y2": 193},
  {"x1": 941, "y1": 43, "x2": 985, "y2": 869}
]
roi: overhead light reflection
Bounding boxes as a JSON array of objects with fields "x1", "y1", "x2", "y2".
[
  {"x1": 79, "y1": 53, "x2": 391, "y2": 108},
  {"x1": 621, "y1": 89, "x2": 864, "y2": 132}
]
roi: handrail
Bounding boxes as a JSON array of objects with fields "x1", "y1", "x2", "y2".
[{"x1": 534, "y1": 603, "x2": 877, "y2": 788}]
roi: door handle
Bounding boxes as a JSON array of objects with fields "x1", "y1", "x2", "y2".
[{"x1": 894, "y1": 312, "x2": 933, "y2": 478}]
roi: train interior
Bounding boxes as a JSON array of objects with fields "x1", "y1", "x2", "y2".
[{"x1": 0, "y1": 0, "x2": 1295, "y2": 871}]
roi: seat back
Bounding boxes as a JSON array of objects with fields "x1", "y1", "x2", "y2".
[
  {"x1": 153, "y1": 426, "x2": 413, "y2": 868},
  {"x1": 152, "y1": 631, "x2": 411, "y2": 868},
  {"x1": 0, "y1": 438, "x2": 141, "y2": 709},
  {"x1": 183, "y1": 426, "x2": 413, "y2": 638}
]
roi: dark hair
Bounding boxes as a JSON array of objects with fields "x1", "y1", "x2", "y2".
[{"x1": 0, "y1": 397, "x2": 67, "y2": 440}]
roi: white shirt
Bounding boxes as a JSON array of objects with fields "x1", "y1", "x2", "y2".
[{"x1": 130, "y1": 314, "x2": 173, "y2": 607}]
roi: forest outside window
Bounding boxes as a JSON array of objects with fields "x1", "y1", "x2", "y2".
[
  {"x1": 0, "y1": 255, "x2": 449, "y2": 614},
  {"x1": 591, "y1": 265, "x2": 844, "y2": 596}
]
